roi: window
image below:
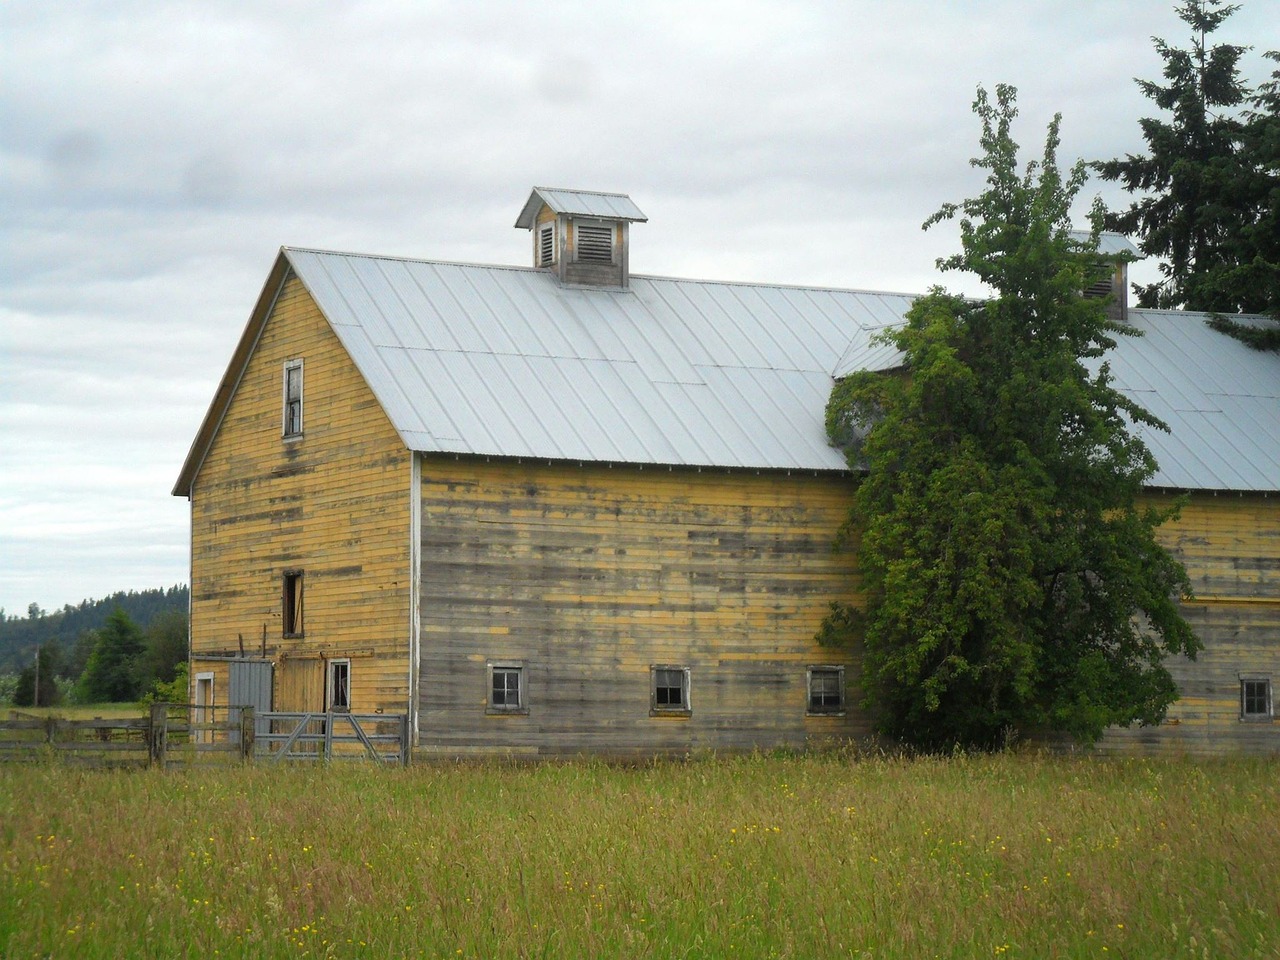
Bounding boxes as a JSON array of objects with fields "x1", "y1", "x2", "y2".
[
  {"x1": 283, "y1": 360, "x2": 303, "y2": 438},
  {"x1": 1241, "y1": 678, "x2": 1272, "y2": 721},
  {"x1": 575, "y1": 222, "x2": 614, "y2": 263},
  {"x1": 328, "y1": 659, "x2": 351, "y2": 713},
  {"x1": 282, "y1": 571, "x2": 304, "y2": 637},
  {"x1": 487, "y1": 662, "x2": 526, "y2": 714},
  {"x1": 650, "y1": 665, "x2": 690, "y2": 716},
  {"x1": 807, "y1": 666, "x2": 846, "y2": 715},
  {"x1": 537, "y1": 223, "x2": 555, "y2": 267}
]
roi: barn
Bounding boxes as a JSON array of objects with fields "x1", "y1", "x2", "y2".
[{"x1": 173, "y1": 188, "x2": 1280, "y2": 756}]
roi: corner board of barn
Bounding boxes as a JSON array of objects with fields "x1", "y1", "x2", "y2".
[{"x1": 174, "y1": 187, "x2": 1280, "y2": 759}]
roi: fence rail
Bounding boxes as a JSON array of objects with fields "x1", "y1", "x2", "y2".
[
  {"x1": 0, "y1": 706, "x2": 410, "y2": 767},
  {"x1": 256, "y1": 712, "x2": 411, "y2": 765}
]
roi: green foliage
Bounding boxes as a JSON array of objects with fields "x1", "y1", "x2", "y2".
[
  {"x1": 76, "y1": 608, "x2": 147, "y2": 704},
  {"x1": 0, "y1": 585, "x2": 187, "y2": 676},
  {"x1": 12, "y1": 642, "x2": 63, "y2": 708},
  {"x1": 822, "y1": 85, "x2": 1199, "y2": 750},
  {"x1": 0, "y1": 756, "x2": 1276, "y2": 958},
  {"x1": 1096, "y1": 1, "x2": 1279, "y2": 322},
  {"x1": 141, "y1": 660, "x2": 190, "y2": 706},
  {"x1": 143, "y1": 608, "x2": 188, "y2": 686}
]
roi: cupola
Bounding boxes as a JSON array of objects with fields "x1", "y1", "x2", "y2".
[
  {"x1": 515, "y1": 187, "x2": 647, "y2": 288},
  {"x1": 1072, "y1": 231, "x2": 1142, "y2": 323}
]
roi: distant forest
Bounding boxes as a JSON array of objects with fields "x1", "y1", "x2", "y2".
[{"x1": 0, "y1": 586, "x2": 189, "y2": 674}]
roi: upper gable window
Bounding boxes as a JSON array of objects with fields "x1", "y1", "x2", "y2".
[
  {"x1": 574, "y1": 222, "x2": 614, "y2": 264},
  {"x1": 537, "y1": 223, "x2": 556, "y2": 267},
  {"x1": 283, "y1": 360, "x2": 303, "y2": 438}
]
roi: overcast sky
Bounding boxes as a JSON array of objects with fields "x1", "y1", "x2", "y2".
[{"x1": 2, "y1": 0, "x2": 1276, "y2": 617}]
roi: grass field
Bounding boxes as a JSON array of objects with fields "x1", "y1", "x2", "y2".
[
  {"x1": 1, "y1": 751, "x2": 1276, "y2": 959},
  {"x1": 3, "y1": 702, "x2": 145, "y2": 721}
]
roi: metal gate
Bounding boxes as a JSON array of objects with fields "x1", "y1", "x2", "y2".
[{"x1": 228, "y1": 659, "x2": 273, "y2": 741}]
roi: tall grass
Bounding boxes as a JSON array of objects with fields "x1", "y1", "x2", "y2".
[{"x1": 1, "y1": 752, "x2": 1276, "y2": 958}]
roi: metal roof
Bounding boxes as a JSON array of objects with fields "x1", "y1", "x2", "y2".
[
  {"x1": 174, "y1": 246, "x2": 1280, "y2": 496},
  {"x1": 514, "y1": 188, "x2": 648, "y2": 229},
  {"x1": 283, "y1": 248, "x2": 913, "y2": 473},
  {"x1": 836, "y1": 306, "x2": 1280, "y2": 491}
]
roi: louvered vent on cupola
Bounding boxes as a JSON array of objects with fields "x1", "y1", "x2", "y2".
[
  {"x1": 1071, "y1": 230, "x2": 1142, "y2": 324},
  {"x1": 515, "y1": 187, "x2": 648, "y2": 288}
]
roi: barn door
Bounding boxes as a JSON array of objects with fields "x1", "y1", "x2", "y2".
[{"x1": 228, "y1": 659, "x2": 274, "y2": 740}]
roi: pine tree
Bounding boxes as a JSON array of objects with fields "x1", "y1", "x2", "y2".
[
  {"x1": 821, "y1": 85, "x2": 1199, "y2": 750},
  {"x1": 76, "y1": 608, "x2": 146, "y2": 703},
  {"x1": 1094, "y1": 1, "x2": 1258, "y2": 313}
]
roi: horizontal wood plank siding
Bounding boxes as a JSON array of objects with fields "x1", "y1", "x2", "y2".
[
  {"x1": 1100, "y1": 493, "x2": 1280, "y2": 756},
  {"x1": 417, "y1": 460, "x2": 864, "y2": 755},
  {"x1": 188, "y1": 276, "x2": 411, "y2": 715}
]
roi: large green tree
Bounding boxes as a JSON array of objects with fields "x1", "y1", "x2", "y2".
[
  {"x1": 76, "y1": 608, "x2": 146, "y2": 703},
  {"x1": 1096, "y1": 1, "x2": 1279, "y2": 319},
  {"x1": 820, "y1": 85, "x2": 1199, "y2": 750}
]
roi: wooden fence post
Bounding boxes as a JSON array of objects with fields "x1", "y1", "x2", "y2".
[
  {"x1": 240, "y1": 707, "x2": 255, "y2": 761},
  {"x1": 149, "y1": 702, "x2": 169, "y2": 768}
]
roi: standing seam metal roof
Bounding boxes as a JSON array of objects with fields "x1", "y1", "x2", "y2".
[{"x1": 194, "y1": 246, "x2": 1279, "y2": 494}]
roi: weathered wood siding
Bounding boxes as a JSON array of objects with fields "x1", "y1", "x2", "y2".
[
  {"x1": 188, "y1": 275, "x2": 412, "y2": 716},
  {"x1": 416, "y1": 459, "x2": 865, "y2": 755},
  {"x1": 1100, "y1": 493, "x2": 1280, "y2": 755}
]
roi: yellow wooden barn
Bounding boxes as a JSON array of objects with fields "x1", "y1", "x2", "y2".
[{"x1": 173, "y1": 188, "x2": 1279, "y2": 756}]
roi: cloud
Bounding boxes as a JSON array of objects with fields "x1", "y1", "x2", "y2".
[{"x1": 1, "y1": 0, "x2": 1276, "y2": 611}]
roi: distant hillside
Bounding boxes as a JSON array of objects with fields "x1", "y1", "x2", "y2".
[{"x1": 0, "y1": 586, "x2": 189, "y2": 673}]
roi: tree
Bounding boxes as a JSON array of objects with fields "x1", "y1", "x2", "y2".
[
  {"x1": 76, "y1": 608, "x2": 147, "y2": 703},
  {"x1": 13, "y1": 642, "x2": 63, "y2": 707},
  {"x1": 1205, "y1": 49, "x2": 1280, "y2": 344},
  {"x1": 143, "y1": 608, "x2": 188, "y2": 686},
  {"x1": 1095, "y1": 1, "x2": 1278, "y2": 317},
  {"x1": 820, "y1": 85, "x2": 1199, "y2": 750}
]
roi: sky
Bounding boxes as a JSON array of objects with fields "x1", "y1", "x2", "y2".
[{"x1": 2, "y1": 0, "x2": 1277, "y2": 617}]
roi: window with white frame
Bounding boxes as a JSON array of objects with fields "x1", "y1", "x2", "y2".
[
  {"x1": 488, "y1": 662, "x2": 526, "y2": 714},
  {"x1": 328, "y1": 659, "x2": 351, "y2": 713},
  {"x1": 1241, "y1": 677, "x2": 1272, "y2": 721},
  {"x1": 574, "y1": 222, "x2": 614, "y2": 263},
  {"x1": 650, "y1": 665, "x2": 690, "y2": 716},
  {"x1": 283, "y1": 359, "x2": 303, "y2": 438},
  {"x1": 807, "y1": 666, "x2": 845, "y2": 715}
]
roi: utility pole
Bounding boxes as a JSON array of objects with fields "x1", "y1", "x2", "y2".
[{"x1": 33, "y1": 647, "x2": 40, "y2": 708}]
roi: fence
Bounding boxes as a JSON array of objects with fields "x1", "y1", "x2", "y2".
[
  {"x1": 256, "y1": 712, "x2": 412, "y2": 765},
  {"x1": 0, "y1": 705, "x2": 410, "y2": 767}
]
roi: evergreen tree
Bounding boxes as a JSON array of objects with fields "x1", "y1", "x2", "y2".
[
  {"x1": 821, "y1": 85, "x2": 1199, "y2": 750},
  {"x1": 143, "y1": 608, "x2": 188, "y2": 686},
  {"x1": 1214, "y1": 50, "x2": 1280, "y2": 340},
  {"x1": 76, "y1": 608, "x2": 146, "y2": 703},
  {"x1": 1094, "y1": 1, "x2": 1266, "y2": 314},
  {"x1": 13, "y1": 642, "x2": 63, "y2": 707}
]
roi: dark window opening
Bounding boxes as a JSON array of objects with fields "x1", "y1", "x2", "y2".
[
  {"x1": 651, "y1": 666, "x2": 689, "y2": 715},
  {"x1": 808, "y1": 667, "x2": 845, "y2": 714},
  {"x1": 329, "y1": 660, "x2": 350, "y2": 712},
  {"x1": 492, "y1": 668, "x2": 522, "y2": 709},
  {"x1": 1242, "y1": 678, "x2": 1272, "y2": 720},
  {"x1": 283, "y1": 361, "x2": 303, "y2": 437},
  {"x1": 282, "y1": 572, "x2": 304, "y2": 637}
]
